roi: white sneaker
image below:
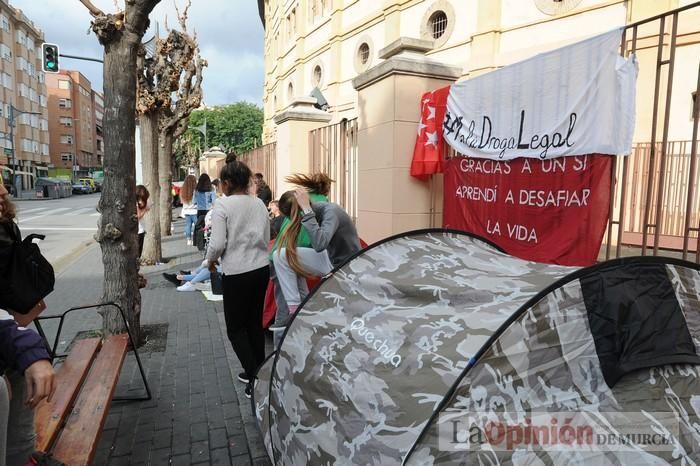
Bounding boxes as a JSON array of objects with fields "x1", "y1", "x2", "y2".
[
  {"x1": 177, "y1": 282, "x2": 196, "y2": 292},
  {"x1": 187, "y1": 238, "x2": 193, "y2": 246}
]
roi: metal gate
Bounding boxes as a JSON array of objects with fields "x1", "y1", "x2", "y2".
[
  {"x1": 309, "y1": 118, "x2": 359, "y2": 224},
  {"x1": 604, "y1": 2, "x2": 700, "y2": 262}
]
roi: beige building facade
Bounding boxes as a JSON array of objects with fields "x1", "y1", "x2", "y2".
[
  {"x1": 258, "y1": 0, "x2": 700, "y2": 243},
  {"x1": 0, "y1": 0, "x2": 50, "y2": 191}
]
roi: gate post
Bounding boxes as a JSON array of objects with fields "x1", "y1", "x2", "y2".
[
  {"x1": 273, "y1": 97, "x2": 332, "y2": 194},
  {"x1": 352, "y1": 38, "x2": 461, "y2": 243}
]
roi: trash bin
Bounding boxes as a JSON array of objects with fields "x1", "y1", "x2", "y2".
[{"x1": 35, "y1": 178, "x2": 63, "y2": 200}]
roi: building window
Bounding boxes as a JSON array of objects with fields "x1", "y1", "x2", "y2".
[
  {"x1": 59, "y1": 98, "x2": 72, "y2": 109},
  {"x1": 0, "y1": 44, "x2": 11, "y2": 62},
  {"x1": 313, "y1": 65, "x2": 323, "y2": 87},
  {"x1": 61, "y1": 153, "x2": 73, "y2": 162},
  {"x1": 60, "y1": 117, "x2": 72, "y2": 126},
  {"x1": 358, "y1": 43, "x2": 370, "y2": 65},
  {"x1": 287, "y1": 82, "x2": 294, "y2": 102},
  {"x1": 0, "y1": 15, "x2": 9, "y2": 32},
  {"x1": 61, "y1": 135, "x2": 73, "y2": 144},
  {"x1": 430, "y1": 11, "x2": 448, "y2": 39},
  {"x1": 58, "y1": 80, "x2": 71, "y2": 90},
  {"x1": 692, "y1": 92, "x2": 698, "y2": 120}
]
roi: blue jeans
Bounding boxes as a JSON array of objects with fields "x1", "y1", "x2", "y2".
[
  {"x1": 184, "y1": 214, "x2": 197, "y2": 240},
  {"x1": 183, "y1": 264, "x2": 221, "y2": 284}
]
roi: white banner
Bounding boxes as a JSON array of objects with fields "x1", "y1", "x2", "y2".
[{"x1": 443, "y1": 29, "x2": 637, "y2": 160}]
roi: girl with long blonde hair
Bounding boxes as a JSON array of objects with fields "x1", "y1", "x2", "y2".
[{"x1": 272, "y1": 173, "x2": 360, "y2": 317}]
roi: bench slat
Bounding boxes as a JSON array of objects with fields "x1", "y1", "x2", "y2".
[
  {"x1": 51, "y1": 334, "x2": 129, "y2": 466},
  {"x1": 34, "y1": 337, "x2": 102, "y2": 452}
]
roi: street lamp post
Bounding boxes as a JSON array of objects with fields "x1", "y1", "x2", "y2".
[{"x1": 9, "y1": 105, "x2": 43, "y2": 197}]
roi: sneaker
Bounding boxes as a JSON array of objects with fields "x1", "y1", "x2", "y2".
[
  {"x1": 162, "y1": 273, "x2": 180, "y2": 286},
  {"x1": 187, "y1": 238, "x2": 193, "y2": 246},
  {"x1": 244, "y1": 379, "x2": 258, "y2": 399},
  {"x1": 237, "y1": 372, "x2": 250, "y2": 384},
  {"x1": 269, "y1": 320, "x2": 289, "y2": 332},
  {"x1": 177, "y1": 282, "x2": 197, "y2": 292},
  {"x1": 25, "y1": 451, "x2": 68, "y2": 466}
]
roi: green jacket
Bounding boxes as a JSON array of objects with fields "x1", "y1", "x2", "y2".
[{"x1": 270, "y1": 193, "x2": 328, "y2": 259}]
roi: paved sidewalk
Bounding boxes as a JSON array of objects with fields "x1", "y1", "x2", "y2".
[{"x1": 38, "y1": 219, "x2": 273, "y2": 465}]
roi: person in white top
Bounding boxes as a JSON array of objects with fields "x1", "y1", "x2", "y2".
[
  {"x1": 135, "y1": 185, "x2": 150, "y2": 258},
  {"x1": 206, "y1": 158, "x2": 270, "y2": 398},
  {"x1": 179, "y1": 175, "x2": 198, "y2": 246}
]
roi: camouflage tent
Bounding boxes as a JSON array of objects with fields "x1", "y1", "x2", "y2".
[{"x1": 253, "y1": 229, "x2": 700, "y2": 465}]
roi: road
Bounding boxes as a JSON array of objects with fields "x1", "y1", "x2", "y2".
[{"x1": 15, "y1": 193, "x2": 101, "y2": 271}]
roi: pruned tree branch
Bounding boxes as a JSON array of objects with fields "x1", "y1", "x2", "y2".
[
  {"x1": 174, "y1": 0, "x2": 192, "y2": 32},
  {"x1": 79, "y1": 0, "x2": 106, "y2": 17}
]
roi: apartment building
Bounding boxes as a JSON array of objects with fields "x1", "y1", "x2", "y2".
[
  {"x1": 0, "y1": 0, "x2": 49, "y2": 191},
  {"x1": 46, "y1": 70, "x2": 103, "y2": 178}
]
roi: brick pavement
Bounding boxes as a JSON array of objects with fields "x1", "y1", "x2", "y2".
[{"x1": 38, "y1": 220, "x2": 273, "y2": 465}]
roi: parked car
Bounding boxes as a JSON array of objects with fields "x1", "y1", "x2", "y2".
[
  {"x1": 80, "y1": 178, "x2": 96, "y2": 192},
  {"x1": 72, "y1": 182, "x2": 91, "y2": 194}
]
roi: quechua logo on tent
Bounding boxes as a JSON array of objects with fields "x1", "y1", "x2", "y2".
[{"x1": 349, "y1": 318, "x2": 402, "y2": 367}]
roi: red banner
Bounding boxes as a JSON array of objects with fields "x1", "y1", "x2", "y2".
[{"x1": 443, "y1": 155, "x2": 613, "y2": 266}]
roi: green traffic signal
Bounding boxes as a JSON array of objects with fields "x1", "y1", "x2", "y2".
[{"x1": 41, "y1": 43, "x2": 59, "y2": 73}]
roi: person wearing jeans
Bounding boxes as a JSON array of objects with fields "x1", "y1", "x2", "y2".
[
  {"x1": 163, "y1": 261, "x2": 222, "y2": 292},
  {"x1": 271, "y1": 189, "x2": 360, "y2": 315},
  {"x1": 206, "y1": 159, "x2": 269, "y2": 399},
  {"x1": 179, "y1": 175, "x2": 197, "y2": 246}
]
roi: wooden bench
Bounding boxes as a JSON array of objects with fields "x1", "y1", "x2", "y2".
[
  {"x1": 32, "y1": 304, "x2": 151, "y2": 466},
  {"x1": 33, "y1": 335, "x2": 128, "y2": 466}
]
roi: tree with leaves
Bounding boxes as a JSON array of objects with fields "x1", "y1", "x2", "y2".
[
  {"x1": 185, "y1": 103, "x2": 263, "y2": 156},
  {"x1": 79, "y1": 0, "x2": 161, "y2": 341},
  {"x1": 137, "y1": 2, "x2": 205, "y2": 262}
]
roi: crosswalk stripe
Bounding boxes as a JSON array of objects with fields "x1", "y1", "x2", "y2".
[
  {"x1": 50, "y1": 208, "x2": 72, "y2": 215},
  {"x1": 18, "y1": 207, "x2": 49, "y2": 214},
  {"x1": 71, "y1": 208, "x2": 98, "y2": 215}
]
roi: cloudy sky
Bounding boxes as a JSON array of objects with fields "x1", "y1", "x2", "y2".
[{"x1": 11, "y1": 0, "x2": 265, "y2": 106}]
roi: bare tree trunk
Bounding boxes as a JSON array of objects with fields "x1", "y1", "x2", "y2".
[
  {"x1": 139, "y1": 112, "x2": 162, "y2": 264},
  {"x1": 159, "y1": 132, "x2": 174, "y2": 236},
  {"x1": 96, "y1": 40, "x2": 142, "y2": 341}
]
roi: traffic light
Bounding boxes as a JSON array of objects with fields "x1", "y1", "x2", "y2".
[{"x1": 42, "y1": 43, "x2": 59, "y2": 73}]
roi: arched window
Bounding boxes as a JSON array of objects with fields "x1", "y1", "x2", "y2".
[
  {"x1": 358, "y1": 43, "x2": 370, "y2": 65},
  {"x1": 287, "y1": 83, "x2": 294, "y2": 102},
  {"x1": 313, "y1": 65, "x2": 323, "y2": 87},
  {"x1": 430, "y1": 11, "x2": 448, "y2": 39}
]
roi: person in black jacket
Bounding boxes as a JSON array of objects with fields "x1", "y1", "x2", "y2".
[
  {"x1": 0, "y1": 183, "x2": 59, "y2": 466},
  {"x1": 254, "y1": 173, "x2": 273, "y2": 207}
]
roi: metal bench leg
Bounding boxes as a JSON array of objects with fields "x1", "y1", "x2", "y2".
[{"x1": 111, "y1": 303, "x2": 152, "y2": 402}]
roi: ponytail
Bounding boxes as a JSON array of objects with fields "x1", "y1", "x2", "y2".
[{"x1": 277, "y1": 191, "x2": 312, "y2": 278}]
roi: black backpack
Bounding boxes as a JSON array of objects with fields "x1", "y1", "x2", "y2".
[{"x1": 0, "y1": 222, "x2": 55, "y2": 314}]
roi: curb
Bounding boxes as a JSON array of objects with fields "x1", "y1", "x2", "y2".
[{"x1": 53, "y1": 240, "x2": 97, "y2": 275}]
